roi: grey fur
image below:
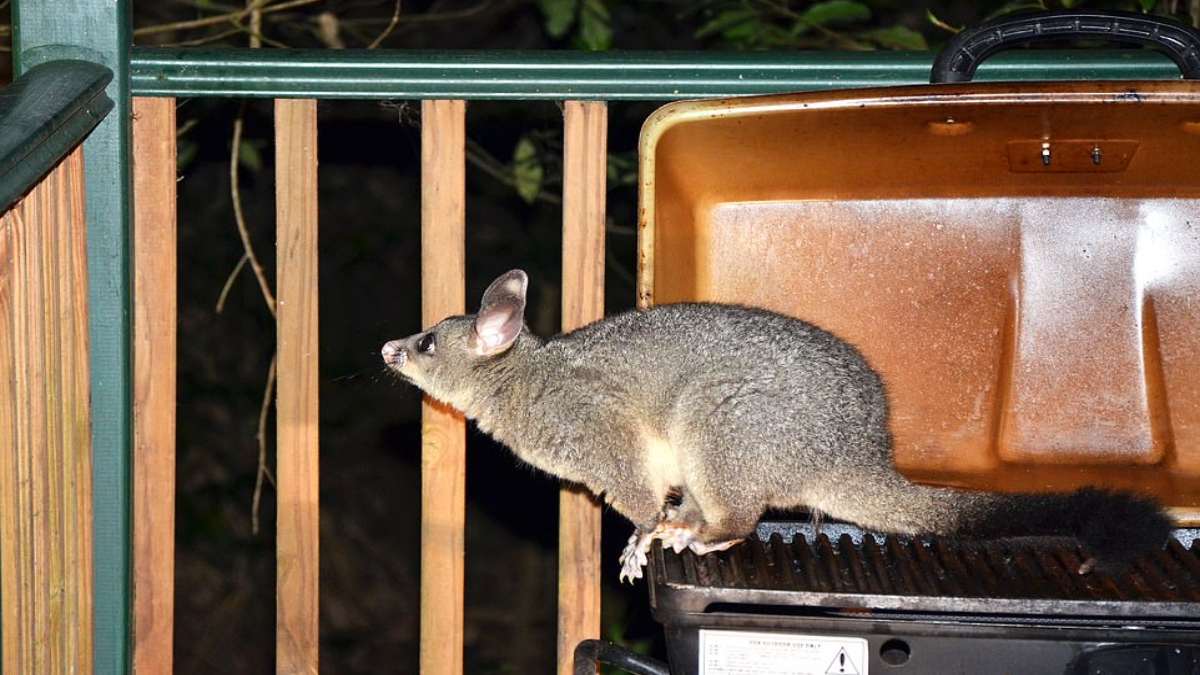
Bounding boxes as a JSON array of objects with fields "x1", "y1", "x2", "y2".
[{"x1": 382, "y1": 269, "x2": 1170, "y2": 581}]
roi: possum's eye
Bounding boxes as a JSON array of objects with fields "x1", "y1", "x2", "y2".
[{"x1": 417, "y1": 333, "x2": 436, "y2": 355}]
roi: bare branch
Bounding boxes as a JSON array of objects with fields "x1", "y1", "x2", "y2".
[
  {"x1": 229, "y1": 109, "x2": 278, "y2": 315},
  {"x1": 367, "y1": 0, "x2": 403, "y2": 48},
  {"x1": 249, "y1": 0, "x2": 264, "y2": 48},
  {"x1": 251, "y1": 354, "x2": 278, "y2": 535},
  {"x1": 339, "y1": 0, "x2": 493, "y2": 26},
  {"x1": 165, "y1": 26, "x2": 246, "y2": 48},
  {"x1": 465, "y1": 138, "x2": 563, "y2": 206},
  {"x1": 133, "y1": 0, "x2": 321, "y2": 37},
  {"x1": 229, "y1": 20, "x2": 292, "y2": 48},
  {"x1": 215, "y1": 254, "x2": 250, "y2": 313},
  {"x1": 177, "y1": 118, "x2": 199, "y2": 138}
]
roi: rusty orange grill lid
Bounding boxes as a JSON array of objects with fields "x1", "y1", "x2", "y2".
[{"x1": 637, "y1": 11, "x2": 1200, "y2": 522}]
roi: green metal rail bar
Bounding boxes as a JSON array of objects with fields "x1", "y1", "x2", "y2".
[
  {"x1": 0, "y1": 60, "x2": 113, "y2": 212},
  {"x1": 129, "y1": 48, "x2": 1182, "y2": 100}
]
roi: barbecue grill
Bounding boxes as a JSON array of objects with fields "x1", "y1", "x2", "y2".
[
  {"x1": 576, "y1": 9, "x2": 1200, "y2": 675},
  {"x1": 578, "y1": 524, "x2": 1200, "y2": 674},
  {"x1": 650, "y1": 524, "x2": 1200, "y2": 674}
]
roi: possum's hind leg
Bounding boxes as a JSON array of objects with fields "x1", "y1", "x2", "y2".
[
  {"x1": 614, "y1": 484, "x2": 688, "y2": 583},
  {"x1": 619, "y1": 488, "x2": 732, "y2": 580},
  {"x1": 657, "y1": 486, "x2": 759, "y2": 557},
  {"x1": 689, "y1": 506, "x2": 758, "y2": 554},
  {"x1": 653, "y1": 494, "x2": 703, "y2": 554},
  {"x1": 618, "y1": 513, "x2": 698, "y2": 582}
]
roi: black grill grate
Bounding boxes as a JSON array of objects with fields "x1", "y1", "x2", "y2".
[{"x1": 649, "y1": 524, "x2": 1200, "y2": 618}]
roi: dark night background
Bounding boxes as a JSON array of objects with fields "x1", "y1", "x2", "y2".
[{"x1": 3, "y1": 0, "x2": 1193, "y2": 671}]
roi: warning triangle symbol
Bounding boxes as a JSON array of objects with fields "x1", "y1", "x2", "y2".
[{"x1": 825, "y1": 647, "x2": 860, "y2": 674}]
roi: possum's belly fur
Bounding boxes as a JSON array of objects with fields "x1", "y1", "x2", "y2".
[{"x1": 641, "y1": 433, "x2": 683, "y2": 501}]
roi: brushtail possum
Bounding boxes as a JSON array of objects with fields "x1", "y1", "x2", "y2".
[{"x1": 382, "y1": 269, "x2": 1171, "y2": 583}]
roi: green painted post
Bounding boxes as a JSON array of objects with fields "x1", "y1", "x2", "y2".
[{"x1": 12, "y1": 1, "x2": 133, "y2": 673}]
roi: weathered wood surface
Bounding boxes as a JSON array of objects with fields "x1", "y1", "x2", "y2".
[
  {"x1": 275, "y1": 98, "x2": 321, "y2": 675},
  {"x1": 0, "y1": 147, "x2": 94, "y2": 673},
  {"x1": 132, "y1": 95, "x2": 179, "y2": 675},
  {"x1": 557, "y1": 100, "x2": 608, "y2": 674},
  {"x1": 420, "y1": 98, "x2": 468, "y2": 675}
]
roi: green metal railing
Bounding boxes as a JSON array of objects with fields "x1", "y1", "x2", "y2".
[{"x1": 128, "y1": 48, "x2": 1180, "y2": 99}]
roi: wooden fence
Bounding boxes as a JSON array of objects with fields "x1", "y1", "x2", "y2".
[{"x1": 127, "y1": 96, "x2": 607, "y2": 674}]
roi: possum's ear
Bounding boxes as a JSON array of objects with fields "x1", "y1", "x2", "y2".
[{"x1": 471, "y1": 269, "x2": 527, "y2": 356}]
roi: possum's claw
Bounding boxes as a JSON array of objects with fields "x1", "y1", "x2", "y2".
[
  {"x1": 619, "y1": 531, "x2": 653, "y2": 583},
  {"x1": 687, "y1": 538, "x2": 742, "y2": 556}
]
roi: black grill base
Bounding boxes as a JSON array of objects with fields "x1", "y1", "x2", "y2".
[
  {"x1": 661, "y1": 612, "x2": 1200, "y2": 675},
  {"x1": 648, "y1": 522, "x2": 1200, "y2": 674}
]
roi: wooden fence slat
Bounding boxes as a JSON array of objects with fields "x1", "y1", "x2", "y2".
[
  {"x1": 0, "y1": 147, "x2": 94, "y2": 673},
  {"x1": 275, "y1": 98, "x2": 320, "y2": 675},
  {"x1": 419, "y1": 98, "x2": 467, "y2": 675},
  {"x1": 67, "y1": 148, "x2": 95, "y2": 675},
  {"x1": 557, "y1": 100, "x2": 607, "y2": 674},
  {"x1": 132, "y1": 96, "x2": 178, "y2": 675}
]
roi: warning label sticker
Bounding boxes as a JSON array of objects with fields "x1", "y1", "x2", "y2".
[{"x1": 698, "y1": 630, "x2": 868, "y2": 675}]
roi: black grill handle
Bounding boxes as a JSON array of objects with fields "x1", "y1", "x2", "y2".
[
  {"x1": 930, "y1": 10, "x2": 1200, "y2": 83},
  {"x1": 573, "y1": 639, "x2": 670, "y2": 675}
]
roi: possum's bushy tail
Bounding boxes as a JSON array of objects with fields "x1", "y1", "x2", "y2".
[
  {"x1": 948, "y1": 486, "x2": 1172, "y2": 574},
  {"x1": 855, "y1": 475, "x2": 1173, "y2": 574}
]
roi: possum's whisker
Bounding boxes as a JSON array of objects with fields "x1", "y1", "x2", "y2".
[{"x1": 329, "y1": 372, "x2": 365, "y2": 383}]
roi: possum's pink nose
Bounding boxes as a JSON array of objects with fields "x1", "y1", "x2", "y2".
[{"x1": 381, "y1": 340, "x2": 407, "y2": 367}]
